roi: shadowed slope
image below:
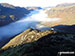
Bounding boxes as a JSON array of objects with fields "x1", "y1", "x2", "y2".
[
  {"x1": 1, "y1": 25, "x2": 75, "y2": 50},
  {"x1": 0, "y1": 29, "x2": 75, "y2": 56},
  {"x1": 0, "y1": 3, "x2": 30, "y2": 26},
  {"x1": 2, "y1": 28, "x2": 56, "y2": 50}
]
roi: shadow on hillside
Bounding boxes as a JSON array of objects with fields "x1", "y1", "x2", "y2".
[
  {"x1": 52, "y1": 25, "x2": 75, "y2": 33},
  {"x1": 0, "y1": 4, "x2": 31, "y2": 26},
  {"x1": 0, "y1": 29, "x2": 75, "y2": 56},
  {"x1": 0, "y1": 32, "x2": 23, "y2": 48}
]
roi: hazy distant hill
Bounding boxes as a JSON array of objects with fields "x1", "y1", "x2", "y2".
[
  {"x1": 45, "y1": 3, "x2": 75, "y2": 26},
  {"x1": 56, "y1": 3, "x2": 75, "y2": 7},
  {"x1": 26, "y1": 7, "x2": 42, "y2": 11},
  {"x1": 0, "y1": 3, "x2": 30, "y2": 26}
]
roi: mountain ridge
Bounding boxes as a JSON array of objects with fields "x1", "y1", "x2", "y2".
[
  {"x1": 56, "y1": 3, "x2": 75, "y2": 7},
  {"x1": 1, "y1": 28, "x2": 56, "y2": 50},
  {"x1": 1, "y1": 25, "x2": 75, "y2": 50},
  {"x1": 0, "y1": 3, "x2": 30, "y2": 26},
  {"x1": 44, "y1": 3, "x2": 75, "y2": 26},
  {"x1": 0, "y1": 27, "x2": 75, "y2": 56}
]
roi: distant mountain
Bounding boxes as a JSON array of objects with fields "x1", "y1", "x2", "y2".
[
  {"x1": 45, "y1": 3, "x2": 75, "y2": 26},
  {"x1": 0, "y1": 26, "x2": 75, "y2": 56},
  {"x1": 0, "y1": 3, "x2": 15, "y2": 9},
  {"x1": 0, "y1": 3, "x2": 30, "y2": 26},
  {"x1": 26, "y1": 7, "x2": 42, "y2": 11},
  {"x1": 56, "y1": 3, "x2": 75, "y2": 7}
]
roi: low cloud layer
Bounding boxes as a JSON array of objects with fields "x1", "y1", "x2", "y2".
[
  {"x1": 17, "y1": 9, "x2": 60, "y2": 22},
  {"x1": 0, "y1": 9, "x2": 60, "y2": 46}
]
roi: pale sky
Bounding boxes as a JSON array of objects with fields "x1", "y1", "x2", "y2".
[{"x1": 0, "y1": 0, "x2": 75, "y2": 7}]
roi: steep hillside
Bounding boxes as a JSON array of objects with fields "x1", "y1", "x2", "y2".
[
  {"x1": 0, "y1": 3, "x2": 30, "y2": 26},
  {"x1": 0, "y1": 28, "x2": 75, "y2": 56},
  {"x1": 1, "y1": 28, "x2": 56, "y2": 50},
  {"x1": 45, "y1": 3, "x2": 75, "y2": 26},
  {"x1": 1, "y1": 25, "x2": 75, "y2": 50}
]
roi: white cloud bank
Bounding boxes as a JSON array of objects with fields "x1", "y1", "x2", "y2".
[
  {"x1": 17, "y1": 9, "x2": 60, "y2": 23},
  {"x1": 0, "y1": 0, "x2": 75, "y2": 7}
]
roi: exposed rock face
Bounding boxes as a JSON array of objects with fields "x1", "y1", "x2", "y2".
[
  {"x1": 0, "y1": 28, "x2": 75, "y2": 56},
  {"x1": 0, "y1": 3, "x2": 30, "y2": 26}
]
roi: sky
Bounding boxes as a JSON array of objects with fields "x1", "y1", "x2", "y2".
[{"x1": 0, "y1": 0, "x2": 75, "y2": 7}]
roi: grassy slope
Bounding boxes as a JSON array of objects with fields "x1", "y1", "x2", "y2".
[
  {"x1": 1, "y1": 28, "x2": 56, "y2": 50},
  {"x1": 0, "y1": 30, "x2": 75, "y2": 56}
]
